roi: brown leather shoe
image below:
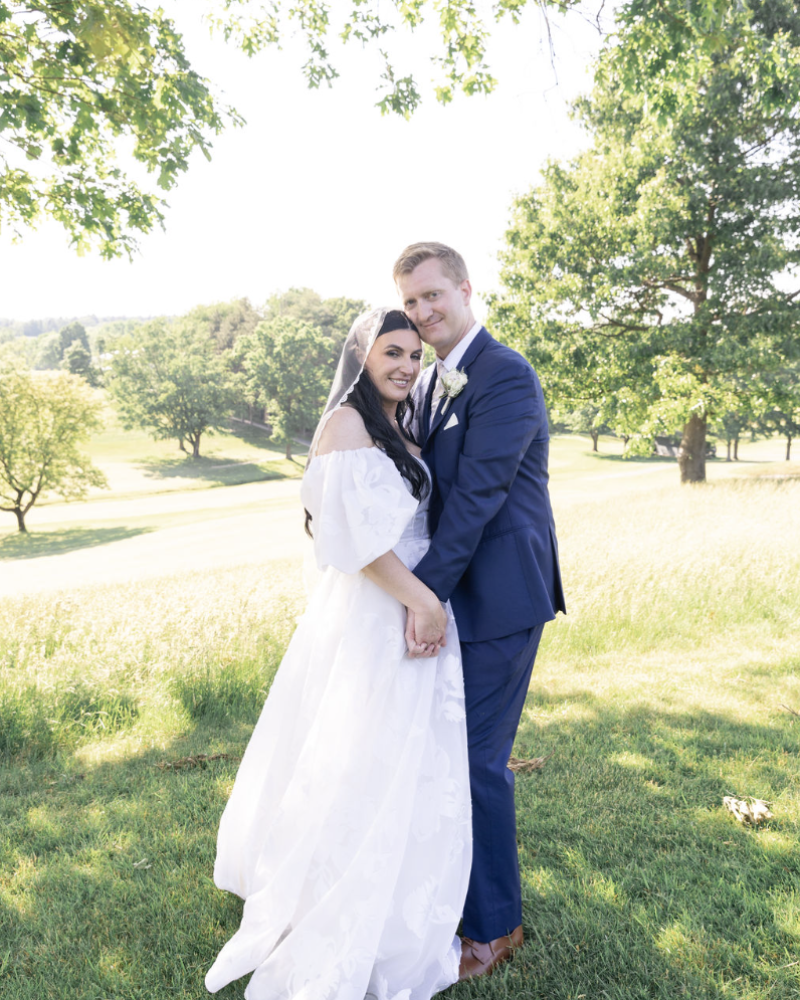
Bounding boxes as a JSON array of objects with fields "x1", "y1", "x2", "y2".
[{"x1": 458, "y1": 924, "x2": 523, "y2": 980}]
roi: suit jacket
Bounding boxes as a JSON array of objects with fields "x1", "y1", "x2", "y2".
[{"x1": 411, "y1": 327, "x2": 565, "y2": 643}]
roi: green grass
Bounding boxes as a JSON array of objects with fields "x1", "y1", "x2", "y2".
[
  {"x1": 83, "y1": 409, "x2": 293, "y2": 467},
  {"x1": 0, "y1": 526, "x2": 154, "y2": 560},
  {"x1": 77, "y1": 410, "x2": 306, "y2": 502},
  {"x1": 1, "y1": 450, "x2": 799, "y2": 999},
  {"x1": 0, "y1": 492, "x2": 296, "y2": 560}
]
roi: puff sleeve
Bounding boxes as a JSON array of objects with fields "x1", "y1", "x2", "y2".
[{"x1": 300, "y1": 447, "x2": 419, "y2": 574}]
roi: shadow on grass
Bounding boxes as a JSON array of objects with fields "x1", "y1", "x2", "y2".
[
  {"x1": 590, "y1": 451, "x2": 689, "y2": 465},
  {"x1": 590, "y1": 451, "x2": 793, "y2": 470},
  {"x1": 1, "y1": 684, "x2": 798, "y2": 999},
  {"x1": 501, "y1": 689, "x2": 800, "y2": 999},
  {"x1": 734, "y1": 471, "x2": 800, "y2": 483},
  {"x1": 226, "y1": 419, "x2": 275, "y2": 448},
  {"x1": 0, "y1": 525, "x2": 153, "y2": 561},
  {"x1": 137, "y1": 455, "x2": 295, "y2": 485},
  {"x1": 227, "y1": 417, "x2": 310, "y2": 455}
]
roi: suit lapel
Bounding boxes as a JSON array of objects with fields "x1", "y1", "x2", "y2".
[
  {"x1": 427, "y1": 327, "x2": 491, "y2": 441},
  {"x1": 422, "y1": 364, "x2": 438, "y2": 441},
  {"x1": 410, "y1": 363, "x2": 437, "y2": 443}
]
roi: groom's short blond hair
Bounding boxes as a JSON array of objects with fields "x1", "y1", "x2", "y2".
[{"x1": 393, "y1": 242, "x2": 469, "y2": 286}]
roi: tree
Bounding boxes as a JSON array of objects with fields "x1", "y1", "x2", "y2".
[
  {"x1": 264, "y1": 288, "x2": 369, "y2": 360},
  {"x1": 109, "y1": 320, "x2": 234, "y2": 457},
  {"x1": 62, "y1": 340, "x2": 102, "y2": 387},
  {"x1": 237, "y1": 317, "x2": 336, "y2": 460},
  {"x1": 0, "y1": 0, "x2": 233, "y2": 257},
  {"x1": 0, "y1": 366, "x2": 107, "y2": 532},
  {"x1": 716, "y1": 411, "x2": 749, "y2": 463},
  {"x1": 491, "y1": 0, "x2": 800, "y2": 484},
  {"x1": 556, "y1": 402, "x2": 609, "y2": 451},
  {"x1": 2, "y1": 2, "x2": 588, "y2": 253},
  {"x1": 0, "y1": 330, "x2": 38, "y2": 367},
  {"x1": 315, "y1": 297, "x2": 372, "y2": 353},
  {"x1": 58, "y1": 321, "x2": 89, "y2": 356},
  {"x1": 182, "y1": 298, "x2": 265, "y2": 424},
  {"x1": 33, "y1": 331, "x2": 63, "y2": 370},
  {"x1": 184, "y1": 298, "x2": 262, "y2": 353},
  {"x1": 762, "y1": 366, "x2": 800, "y2": 461},
  {"x1": 210, "y1": 1, "x2": 587, "y2": 116},
  {"x1": 33, "y1": 320, "x2": 90, "y2": 370},
  {"x1": 264, "y1": 288, "x2": 366, "y2": 339}
]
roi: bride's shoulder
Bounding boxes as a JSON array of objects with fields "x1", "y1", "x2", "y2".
[{"x1": 316, "y1": 406, "x2": 375, "y2": 457}]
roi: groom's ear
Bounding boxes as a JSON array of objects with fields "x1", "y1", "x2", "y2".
[{"x1": 460, "y1": 278, "x2": 473, "y2": 306}]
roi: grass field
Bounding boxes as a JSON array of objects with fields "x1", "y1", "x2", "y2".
[
  {"x1": 1, "y1": 430, "x2": 799, "y2": 999},
  {"x1": 81, "y1": 411, "x2": 303, "y2": 500}
]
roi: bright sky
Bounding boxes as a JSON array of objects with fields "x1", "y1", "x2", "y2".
[{"x1": 0, "y1": 2, "x2": 614, "y2": 324}]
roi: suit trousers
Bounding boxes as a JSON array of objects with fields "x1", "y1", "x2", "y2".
[{"x1": 459, "y1": 622, "x2": 545, "y2": 943}]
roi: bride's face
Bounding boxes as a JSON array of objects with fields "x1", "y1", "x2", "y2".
[{"x1": 365, "y1": 328, "x2": 422, "y2": 411}]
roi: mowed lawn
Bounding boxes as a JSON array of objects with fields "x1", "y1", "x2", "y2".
[
  {"x1": 0, "y1": 416, "x2": 307, "y2": 590},
  {"x1": 0, "y1": 433, "x2": 799, "y2": 999}
]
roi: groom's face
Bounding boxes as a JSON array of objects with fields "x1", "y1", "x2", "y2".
[{"x1": 397, "y1": 257, "x2": 473, "y2": 359}]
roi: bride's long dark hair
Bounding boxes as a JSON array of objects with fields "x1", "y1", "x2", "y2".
[
  {"x1": 347, "y1": 368, "x2": 427, "y2": 497},
  {"x1": 305, "y1": 313, "x2": 428, "y2": 537}
]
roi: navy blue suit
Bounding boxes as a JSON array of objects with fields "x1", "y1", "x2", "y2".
[{"x1": 411, "y1": 327, "x2": 565, "y2": 941}]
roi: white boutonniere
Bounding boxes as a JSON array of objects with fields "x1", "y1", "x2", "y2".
[{"x1": 439, "y1": 368, "x2": 468, "y2": 415}]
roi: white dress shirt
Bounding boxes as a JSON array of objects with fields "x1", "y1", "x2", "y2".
[
  {"x1": 430, "y1": 320, "x2": 483, "y2": 413},
  {"x1": 438, "y1": 320, "x2": 483, "y2": 371}
]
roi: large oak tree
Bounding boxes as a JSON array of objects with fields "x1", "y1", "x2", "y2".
[{"x1": 491, "y1": 0, "x2": 800, "y2": 482}]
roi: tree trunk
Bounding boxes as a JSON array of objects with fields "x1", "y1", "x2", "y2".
[
  {"x1": 285, "y1": 440, "x2": 292, "y2": 461},
  {"x1": 726, "y1": 439, "x2": 732, "y2": 462},
  {"x1": 733, "y1": 436, "x2": 739, "y2": 461},
  {"x1": 15, "y1": 507, "x2": 26, "y2": 533},
  {"x1": 678, "y1": 413, "x2": 707, "y2": 483},
  {"x1": 590, "y1": 429, "x2": 599, "y2": 452},
  {"x1": 178, "y1": 438, "x2": 187, "y2": 453},
  {"x1": 192, "y1": 436, "x2": 201, "y2": 459},
  {"x1": 787, "y1": 435, "x2": 793, "y2": 461}
]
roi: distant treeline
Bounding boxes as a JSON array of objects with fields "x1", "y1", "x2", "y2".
[
  {"x1": 0, "y1": 315, "x2": 154, "y2": 341},
  {"x1": 0, "y1": 289, "x2": 372, "y2": 463}
]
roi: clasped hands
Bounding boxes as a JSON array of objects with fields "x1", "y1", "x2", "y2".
[{"x1": 405, "y1": 602, "x2": 448, "y2": 659}]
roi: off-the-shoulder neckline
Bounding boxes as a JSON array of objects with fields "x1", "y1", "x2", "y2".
[
  {"x1": 306, "y1": 446, "x2": 424, "y2": 466},
  {"x1": 309, "y1": 444, "x2": 378, "y2": 459}
]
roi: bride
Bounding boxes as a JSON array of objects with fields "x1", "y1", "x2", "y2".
[{"x1": 206, "y1": 307, "x2": 472, "y2": 1000}]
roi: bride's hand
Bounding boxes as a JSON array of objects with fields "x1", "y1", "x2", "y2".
[{"x1": 405, "y1": 602, "x2": 447, "y2": 659}]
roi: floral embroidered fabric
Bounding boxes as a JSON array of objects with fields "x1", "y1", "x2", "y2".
[{"x1": 206, "y1": 447, "x2": 471, "y2": 1000}]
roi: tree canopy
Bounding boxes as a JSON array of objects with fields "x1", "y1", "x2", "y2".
[
  {"x1": 62, "y1": 339, "x2": 101, "y2": 386},
  {"x1": 0, "y1": 0, "x2": 234, "y2": 257},
  {"x1": 1, "y1": 0, "x2": 587, "y2": 253},
  {"x1": 183, "y1": 298, "x2": 262, "y2": 353},
  {"x1": 264, "y1": 288, "x2": 368, "y2": 357},
  {"x1": 209, "y1": 0, "x2": 586, "y2": 115},
  {"x1": 109, "y1": 320, "x2": 234, "y2": 457},
  {"x1": 491, "y1": 0, "x2": 800, "y2": 482},
  {"x1": 236, "y1": 316, "x2": 334, "y2": 460},
  {"x1": 0, "y1": 365, "x2": 107, "y2": 531}
]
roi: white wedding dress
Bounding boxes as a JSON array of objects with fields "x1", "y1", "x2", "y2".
[{"x1": 206, "y1": 446, "x2": 471, "y2": 1000}]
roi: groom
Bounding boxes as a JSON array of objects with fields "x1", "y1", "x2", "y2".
[{"x1": 394, "y1": 242, "x2": 565, "y2": 980}]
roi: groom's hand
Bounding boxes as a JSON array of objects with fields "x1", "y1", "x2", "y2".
[
  {"x1": 405, "y1": 606, "x2": 447, "y2": 659},
  {"x1": 405, "y1": 609, "x2": 428, "y2": 658}
]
